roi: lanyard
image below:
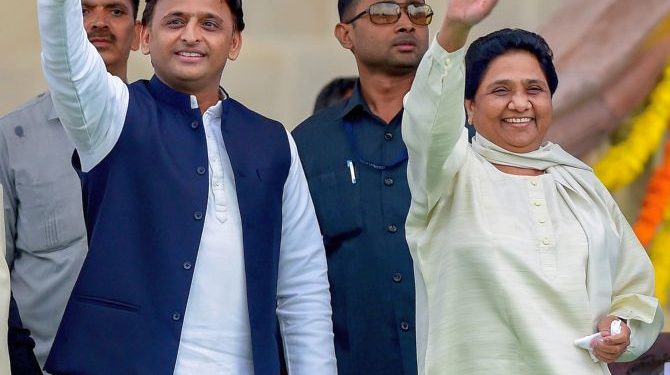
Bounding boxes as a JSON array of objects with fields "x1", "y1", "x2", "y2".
[{"x1": 343, "y1": 121, "x2": 408, "y2": 171}]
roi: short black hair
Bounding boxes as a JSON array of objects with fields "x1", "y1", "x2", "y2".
[
  {"x1": 338, "y1": 0, "x2": 359, "y2": 21},
  {"x1": 313, "y1": 76, "x2": 357, "y2": 113},
  {"x1": 141, "y1": 0, "x2": 245, "y2": 31},
  {"x1": 465, "y1": 28, "x2": 558, "y2": 100}
]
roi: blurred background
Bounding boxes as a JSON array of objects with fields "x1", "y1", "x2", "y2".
[{"x1": 0, "y1": 1, "x2": 562, "y2": 128}]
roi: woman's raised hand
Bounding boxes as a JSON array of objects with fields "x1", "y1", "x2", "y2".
[{"x1": 438, "y1": 0, "x2": 499, "y2": 52}]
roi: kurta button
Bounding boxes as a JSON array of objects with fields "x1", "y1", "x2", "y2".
[
  {"x1": 542, "y1": 239, "x2": 550, "y2": 246},
  {"x1": 393, "y1": 273, "x2": 403, "y2": 283},
  {"x1": 384, "y1": 177, "x2": 395, "y2": 186},
  {"x1": 400, "y1": 321, "x2": 410, "y2": 331},
  {"x1": 183, "y1": 262, "x2": 192, "y2": 270},
  {"x1": 193, "y1": 211, "x2": 203, "y2": 220},
  {"x1": 191, "y1": 121, "x2": 199, "y2": 129},
  {"x1": 388, "y1": 224, "x2": 398, "y2": 233},
  {"x1": 172, "y1": 312, "x2": 181, "y2": 321},
  {"x1": 384, "y1": 132, "x2": 393, "y2": 140},
  {"x1": 197, "y1": 166, "x2": 206, "y2": 175}
]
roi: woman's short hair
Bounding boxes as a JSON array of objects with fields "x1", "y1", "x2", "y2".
[{"x1": 465, "y1": 28, "x2": 558, "y2": 100}]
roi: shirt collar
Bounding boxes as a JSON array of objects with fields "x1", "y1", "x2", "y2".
[
  {"x1": 338, "y1": 80, "x2": 370, "y2": 120},
  {"x1": 337, "y1": 81, "x2": 404, "y2": 126},
  {"x1": 149, "y1": 75, "x2": 228, "y2": 112}
]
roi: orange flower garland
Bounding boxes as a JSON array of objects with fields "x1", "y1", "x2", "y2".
[{"x1": 634, "y1": 138, "x2": 670, "y2": 247}]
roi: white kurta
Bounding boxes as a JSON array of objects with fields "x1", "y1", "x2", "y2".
[
  {"x1": 0, "y1": 186, "x2": 10, "y2": 374},
  {"x1": 402, "y1": 41, "x2": 662, "y2": 375}
]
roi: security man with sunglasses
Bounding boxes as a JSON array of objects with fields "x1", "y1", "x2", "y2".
[{"x1": 292, "y1": 1, "x2": 433, "y2": 374}]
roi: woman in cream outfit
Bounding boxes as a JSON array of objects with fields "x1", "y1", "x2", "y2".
[
  {"x1": 0, "y1": 185, "x2": 11, "y2": 374},
  {"x1": 403, "y1": 1, "x2": 663, "y2": 374}
]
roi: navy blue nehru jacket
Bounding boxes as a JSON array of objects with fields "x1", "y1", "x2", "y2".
[
  {"x1": 45, "y1": 76, "x2": 290, "y2": 375},
  {"x1": 292, "y1": 82, "x2": 416, "y2": 375}
]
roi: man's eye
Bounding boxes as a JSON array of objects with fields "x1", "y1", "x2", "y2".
[
  {"x1": 202, "y1": 20, "x2": 219, "y2": 29},
  {"x1": 111, "y1": 8, "x2": 125, "y2": 16},
  {"x1": 166, "y1": 19, "x2": 184, "y2": 27}
]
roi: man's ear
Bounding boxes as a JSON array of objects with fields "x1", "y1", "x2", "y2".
[
  {"x1": 131, "y1": 21, "x2": 141, "y2": 52},
  {"x1": 334, "y1": 23, "x2": 354, "y2": 51},
  {"x1": 140, "y1": 24, "x2": 151, "y2": 55},
  {"x1": 227, "y1": 30, "x2": 243, "y2": 61}
]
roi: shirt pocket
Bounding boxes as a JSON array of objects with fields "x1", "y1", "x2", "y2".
[
  {"x1": 15, "y1": 172, "x2": 86, "y2": 253},
  {"x1": 307, "y1": 170, "x2": 363, "y2": 252}
]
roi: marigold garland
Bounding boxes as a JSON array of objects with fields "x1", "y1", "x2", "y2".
[
  {"x1": 594, "y1": 63, "x2": 670, "y2": 191},
  {"x1": 649, "y1": 205, "x2": 670, "y2": 308},
  {"x1": 633, "y1": 138, "x2": 670, "y2": 247}
]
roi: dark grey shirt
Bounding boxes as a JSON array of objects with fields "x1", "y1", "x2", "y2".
[{"x1": 0, "y1": 92, "x2": 87, "y2": 369}]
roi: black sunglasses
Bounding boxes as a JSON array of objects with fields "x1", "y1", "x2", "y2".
[{"x1": 344, "y1": 2, "x2": 434, "y2": 26}]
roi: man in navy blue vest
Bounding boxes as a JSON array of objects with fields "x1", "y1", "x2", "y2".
[{"x1": 38, "y1": 0, "x2": 337, "y2": 373}]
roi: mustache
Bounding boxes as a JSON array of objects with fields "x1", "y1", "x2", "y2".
[
  {"x1": 391, "y1": 35, "x2": 417, "y2": 46},
  {"x1": 87, "y1": 30, "x2": 116, "y2": 42}
]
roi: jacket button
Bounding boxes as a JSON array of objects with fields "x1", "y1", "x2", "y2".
[
  {"x1": 387, "y1": 224, "x2": 398, "y2": 233},
  {"x1": 172, "y1": 312, "x2": 181, "y2": 321},
  {"x1": 384, "y1": 177, "x2": 394, "y2": 186},
  {"x1": 183, "y1": 262, "x2": 192, "y2": 270},
  {"x1": 393, "y1": 273, "x2": 403, "y2": 283},
  {"x1": 196, "y1": 166, "x2": 206, "y2": 175},
  {"x1": 400, "y1": 321, "x2": 410, "y2": 332},
  {"x1": 384, "y1": 132, "x2": 393, "y2": 140},
  {"x1": 191, "y1": 121, "x2": 199, "y2": 129},
  {"x1": 193, "y1": 211, "x2": 203, "y2": 220}
]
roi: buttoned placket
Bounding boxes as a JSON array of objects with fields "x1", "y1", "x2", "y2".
[
  {"x1": 528, "y1": 176, "x2": 556, "y2": 278},
  {"x1": 203, "y1": 106, "x2": 228, "y2": 223}
]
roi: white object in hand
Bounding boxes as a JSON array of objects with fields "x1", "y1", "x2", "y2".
[{"x1": 574, "y1": 319, "x2": 623, "y2": 362}]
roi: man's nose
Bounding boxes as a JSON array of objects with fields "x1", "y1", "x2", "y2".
[
  {"x1": 395, "y1": 6, "x2": 415, "y2": 33},
  {"x1": 89, "y1": 9, "x2": 109, "y2": 29},
  {"x1": 181, "y1": 20, "x2": 202, "y2": 44}
]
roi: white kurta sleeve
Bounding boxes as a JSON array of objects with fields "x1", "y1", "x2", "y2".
[
  {"x1": 37, "y1": 0, "x2": 128, "y2": 171},
  {"x1": 0, "y1": 186, "x2": 11, "y2": 375},
  {"x1": 276, "y1": 132, "x2": 337, "y2": 374},
  {"x1": 402, "y1": 39, "x2": 468, "y2": 228}
]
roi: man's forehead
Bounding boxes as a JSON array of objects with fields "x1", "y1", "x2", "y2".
[
  {"x1": 154, "y1": 0, "x2": 230, "y2": 15},
  {"x1": 82, "y1": 0, "x2": 133, "y2": 8}
]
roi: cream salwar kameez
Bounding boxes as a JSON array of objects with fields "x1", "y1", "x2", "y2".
[{"x1": 402, "y1": 41, "x2": 663, "y2": 375}]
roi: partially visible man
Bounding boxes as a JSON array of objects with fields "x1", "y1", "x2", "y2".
[
  {"x1": 292, "y1": 1, "x2": 431, "y2": 374},
  {"x1": 0, "y1": 186, "x2": 11, "y2": 374},
  {"x1": 38, "y1": 0, "x2": 336, "y2": 373},
  {"x1": 313, "y1": 76, "x2": 357, "y2": 113},
  {"x1": 0, "y1": 0, "x2": 140, "y2": 370}
]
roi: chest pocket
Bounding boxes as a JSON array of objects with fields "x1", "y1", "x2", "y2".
[
  {"x1": 307, "y1": 169, "x2": 363, "y2": 251},
  {"x1": 15, "y1": 168, "x2": 86, "y2": 253}
]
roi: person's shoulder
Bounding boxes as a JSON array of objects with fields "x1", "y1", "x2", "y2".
[
  {"x1": 227, "y1": 97, "x2": 284, "y2": 129},
  {"x1": 0, "y1": 92, "x2": 55, "y2": 135},
  {"x1": 292, "y1": 104, "x2": 343, "y2": 142}
]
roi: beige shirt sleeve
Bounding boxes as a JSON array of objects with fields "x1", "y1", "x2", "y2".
[{"x1": 0, "y1": 185, "x2": 11, "y2": 373}]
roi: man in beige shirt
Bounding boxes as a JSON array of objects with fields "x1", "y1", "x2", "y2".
[{"x1": 0, "y1": 186, "x2": 12, "y2": 373}]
